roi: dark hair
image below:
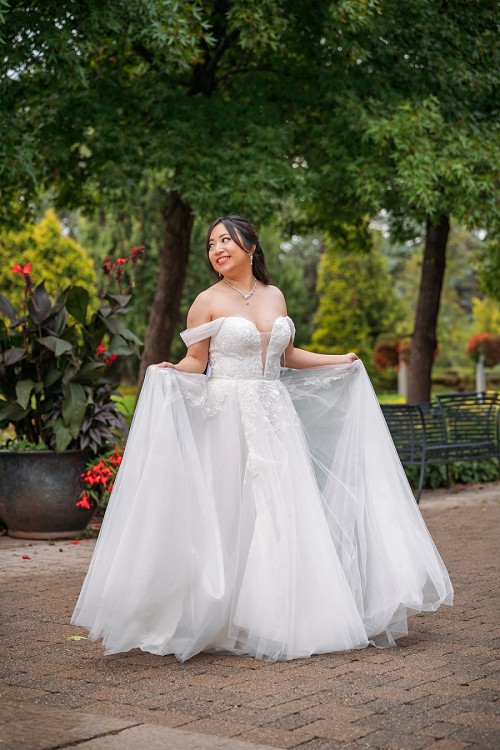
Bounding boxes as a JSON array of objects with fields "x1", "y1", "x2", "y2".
[{"x1": 205, "y1": 215, "x2": 270, "y2": 284}]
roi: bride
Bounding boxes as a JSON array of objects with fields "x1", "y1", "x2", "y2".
[{"x1": 72, "y1": 214, "x2": 453, "y2": 661}]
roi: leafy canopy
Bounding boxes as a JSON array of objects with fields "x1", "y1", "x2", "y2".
[
  {"x1": 0, "y1": 0, "x2": 311, "y2": 225},
  {"x1": 299, "y1": 0, "x2": 499, "y2": 234}
]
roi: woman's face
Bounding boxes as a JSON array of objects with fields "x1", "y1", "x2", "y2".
[{"x1": 207, "y1": 222, "x2": 251, "y2": 276}]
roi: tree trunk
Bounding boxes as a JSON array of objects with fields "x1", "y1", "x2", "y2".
[
  {"x1": 138, "y1": 191, "x2": 194, "y2": 388},
  {"x1": 407, "y1": 214, "x2": 450, "y2": 404}
]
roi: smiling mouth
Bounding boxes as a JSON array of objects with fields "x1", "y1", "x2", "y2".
[{"x1": 216, "y1": 256, "x2": 231, "y2": 264}]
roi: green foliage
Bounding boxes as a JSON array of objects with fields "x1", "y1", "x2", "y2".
[
  {"x1": 0, "y1": 210, "x2": 96, "y2": 310},
  {"x1": 260, "y1": 227, "x2": 323, "y2": 347},
  {"x1": 451, "y1": 459, "x2": 499, "y2": 485},
  {"x1": 476, "y1": 239, "x2": 500, "y2": 301},
  {"x1": 381, "y1": 224, "x2": 492, "y2": 372},
  {"x1": 471, "y1": 297, "x2": 500, "y2": 336},
  {"x1": 0, "y1": 1, "x2": 305, "y2": 225},
  {"x1": 405, "y1": 459, "x2": 499, "y2": 490},
  {"x1": 0, "y1": 256, "x2": 142, "y2": 452},
  {"x1": 0, "y1": 438, "x2": 49, "y2": 451},
  {"x1": 302, "y1": 1, "x2": 499, "y2": 235},
  {"x1": 311, "y1": 225, "x2": 404, "y2": 370}
]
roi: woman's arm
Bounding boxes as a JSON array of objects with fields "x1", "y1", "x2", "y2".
[
  {"x1": 155, "y1": 296, "x2": 210, "y2": 373},
  {"x1": 156, "y1": 341, "x2": 208, "y2": 373},
  {"x1": 275, "y1": 289, "x2": 357, "y2": 368},
  {"x1": 283, "y1": 342, "x2": 358, "y2": 369}
]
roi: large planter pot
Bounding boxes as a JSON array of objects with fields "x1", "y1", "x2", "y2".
[{"x1": 0, "y1": 449, "x2": 94, "y2": 539}]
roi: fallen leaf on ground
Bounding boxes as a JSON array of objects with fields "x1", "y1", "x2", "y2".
[{"x1": 67, "y1": 635, "x2": 87, "y2": 641}]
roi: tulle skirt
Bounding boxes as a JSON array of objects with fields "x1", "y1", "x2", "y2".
[{"x1": 71, "y1": 362, "x2": 453, "y2": 661}]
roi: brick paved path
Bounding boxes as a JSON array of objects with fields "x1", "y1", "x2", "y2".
[{"x1": 1, "y1": 484, "x2": 499, "y2": 749}]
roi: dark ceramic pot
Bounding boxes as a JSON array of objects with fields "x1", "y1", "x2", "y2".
[{"x1": 0, "y1": 450, "x2": 94, "y2": 539}]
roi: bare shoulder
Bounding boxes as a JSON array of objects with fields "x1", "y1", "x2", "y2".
[
  {"x1": 265, "y1": 284, "x2": 287, "y2": 309},
  {"x1": 186, "y1": 286, "x2": 218, "y2": 327}
]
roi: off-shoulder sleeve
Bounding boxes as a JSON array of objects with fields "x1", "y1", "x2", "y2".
[
  {"x1": 180, "y1": 318, "x2": 225, "y2": 348},
  {"x1": 286, "y1": 316, "x2": 296, "y2": 341}
]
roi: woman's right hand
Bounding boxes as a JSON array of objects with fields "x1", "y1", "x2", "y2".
[{"x1": 155, "y1": 362, "x2": 176, "y2": 369}]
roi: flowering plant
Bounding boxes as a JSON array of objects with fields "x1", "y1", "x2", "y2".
[
  {"x1": 467, "y1": 333, "x2": 500, "y2": 367},
  {"x1": 372, "y1": 340, "x2": 400, "y2": 371},
  {"x1": 77, "y1": 446, "x2": 123, "y2": 513},
  {"x1": 0, "y1": 246, "x2": 144, "y2": 453}
]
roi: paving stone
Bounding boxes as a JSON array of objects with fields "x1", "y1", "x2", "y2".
[
  {"x1": 79, "y1": 723, "x2": 277, "y2": 749},
  {"x1": 448, "y1": 712, "x2": 500, "y2": 730},
  {"x1": 175, "y1": 717, "x2": 257, "y2": 737},
  {"x1": 0, "y1": 484, "x2": 499, "y2": 750},
  {"x1": 421, "y1": 741, "x2": 471, "y2": 750},
  {"x1": 0, "y1": 701, "x2": 137, "y2": 750},
  {"x1": 419, "y1": 722, "x2": 471, "y2": 739},
  {"x1": 287, "y1": 741, "x2": 344, "y2": 750},
  {"x1": 291, "y1": 719, "x2": 377, "y2": 743},
  {"x1": 445, "y1": 727, "x2": 500, "y2": 749},
  {"x1": 350, "y1": 729, "x2": 435, "y2": 749},
  {"x1": 265, "y1": 713, "x2": 319, "y2": 731},
  {"x1": 236, "y1": 726, "x2": 305, "y2": 749}
]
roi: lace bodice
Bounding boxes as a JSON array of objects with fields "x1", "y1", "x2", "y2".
[{"x1": 180, "y1": 316, "x2": 295, "y2": 381}]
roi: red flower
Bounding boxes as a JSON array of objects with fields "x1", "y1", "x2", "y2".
[
  {"x1": 76, "y1": 493, "x2": 92, "y2": 510},
  {"x1": 467, "y1": 332, "x2": 500, "y2": 367},
  {"x1": 77, "y1": 447, "x2": 124, "y2": 513},
  {"x1": 116, "y1": 257, "x2": 128, "y2": 265},
  {"x1": 130, "y1": 245, "x2": 146, "y2": 263},
  {"x1": 22, "y1": 555, "x2": 31, "y2": 560},
  {"x1": 11, "y1": 262, "x2": 32, "y2": 277},
  {"x1": 102, "y1": 256, "x2": 115, "y2": 275},
  {"x1": 105, "y1": 354, "x2": 118, "y2": 366},
  {"x1": 96, "y1": 341, "x2": 107, "y2": 356}
]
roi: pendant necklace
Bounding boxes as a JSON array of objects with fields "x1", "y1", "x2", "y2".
[{"x1": 224, "y1": 277, "x2": 257, "y2": 305}]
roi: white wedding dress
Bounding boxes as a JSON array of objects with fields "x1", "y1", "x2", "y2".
[{"x1": 72, "y1": 315, "x2": 453, "y2": 661}]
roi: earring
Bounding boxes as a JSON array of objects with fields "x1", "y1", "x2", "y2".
[{"x1": 250, "y1": 254, "x2": 254, "y2": 267}]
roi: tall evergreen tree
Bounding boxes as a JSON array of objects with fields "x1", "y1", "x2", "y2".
[{"x1": 311, "y1": 225, "x2": 403, "y2": 369}]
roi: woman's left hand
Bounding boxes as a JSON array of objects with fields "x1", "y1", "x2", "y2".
[{"x1": 344, "y1": 352, "x2": 359, "y2": 363}]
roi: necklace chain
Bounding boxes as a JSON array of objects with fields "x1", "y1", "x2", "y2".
[{"x1": 223, "y1": 277, "x2": 257, "y2": 304}]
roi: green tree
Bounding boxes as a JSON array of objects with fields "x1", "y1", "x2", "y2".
[
  {"x1": 298, "y1": 0, "x2": 499, "y2": 401},
  {"x1": 471, "y1": 297, "x2": 500, "y2": 337},
  {"x1": 0, "y1": 210, "x2": 96, "y2": 308},
  {"x1": 311, "y1": 225, "x2": 403, "y2": 370},
  {"x1": 476, "y1": 239, "x2": 500, "y2": 302},
  {"x1": 381, "y1": 224, "x2": 491, "y2": 373},
  {"x1": 0, "y1": 0, "x2": 319, "y2": 384}
]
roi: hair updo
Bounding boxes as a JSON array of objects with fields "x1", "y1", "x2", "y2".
[{"x1": 205, "y1": 215, "x2": 270, "y2": 284}]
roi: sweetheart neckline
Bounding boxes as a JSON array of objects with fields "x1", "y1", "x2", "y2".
[{"x1": 210, "y1": 314, "x2": 288, "y2": 335}]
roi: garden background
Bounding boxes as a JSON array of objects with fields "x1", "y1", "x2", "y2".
[{"x1": 1, "y1": 1, "x2": 499, "y2": 489}]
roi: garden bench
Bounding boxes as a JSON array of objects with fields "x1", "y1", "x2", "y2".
[{"x1": 381, "y1": 392, "x2": 500, "y2": 503}]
